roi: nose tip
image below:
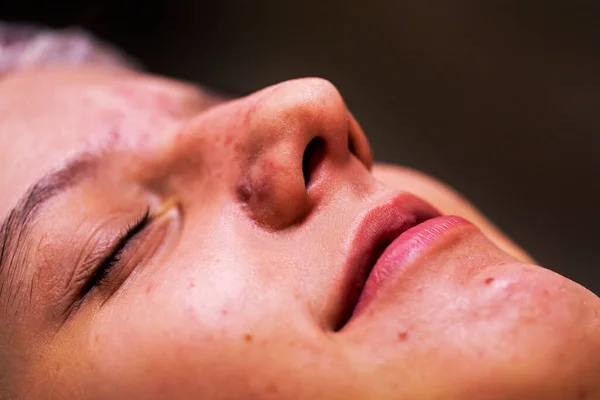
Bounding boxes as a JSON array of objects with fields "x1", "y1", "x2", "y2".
[
  {"x1": 235, "y1": 78, "x2": 372, "y2": 229},
  {"x1": 259, "y1": 78, "x2": 371, "y2": 169}
]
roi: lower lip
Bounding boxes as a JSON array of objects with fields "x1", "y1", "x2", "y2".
[{"x1": 352, "y1": 215, "x2": 474, "y2": 316}]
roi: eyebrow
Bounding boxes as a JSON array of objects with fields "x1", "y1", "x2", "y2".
[{"x1": 0, "y1": 155, "x2": 94, "y2": 309}]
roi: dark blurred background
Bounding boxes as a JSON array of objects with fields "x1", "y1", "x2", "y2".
[{"x1": 3, "y1": 0, "x2": 599, "y2": 294}]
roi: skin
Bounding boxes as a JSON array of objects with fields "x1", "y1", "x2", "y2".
[{"x1": 0, "y1": 67, "x2": 598, "y2": 400}]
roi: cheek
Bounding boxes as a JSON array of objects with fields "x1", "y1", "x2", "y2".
[
  {"x1": 401, "y1": 262, "x2": 598, "y2": 361},
  {"x1": 64, "y1": 284, "x2": 250, "y2": 398},
  {"x1": 67, "y1": 275, "x2": 337, "y2": 399},
  {"x1": 33, "y1": 243, "x2": 253, "y2": 398},
  {"x1": 426, "y1": 263, "x2": 600, "y2": 396},
  {"x1": 464, "y1": 263, "x2": 598, "y2": 340},
  {"x1": 347, "y1": 262, "x2": 600, "y2": 398}
]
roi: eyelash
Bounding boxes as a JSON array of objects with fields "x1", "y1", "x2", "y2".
[{"x1": 81, "y1": 208, "x2": 151, "y2": 296}]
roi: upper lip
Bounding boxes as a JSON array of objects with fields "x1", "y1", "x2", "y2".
[{"x1": 333, "y1": 193, "x2": 440, "y2": 330}]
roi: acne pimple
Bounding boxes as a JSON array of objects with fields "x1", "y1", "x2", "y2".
[
  {"x1": 244, "y1": 334, "x2": 253, "y2": 343},
  {"x1": 235, "y1": 176, "x2": 253, "y2": 203},
  {"x1": 266, "y1": 160, "x2": 276, "y2": 170},
  {"x1": 188, "y1": 281, "x2": 196, "y2": 289},
  {"x1": 236, "y1": 172, "x2": 272, "y2": 204},
  {"x1": 107, "y1": 129, "x2": 120, "y2": 145},
  {"x1": 484, "y1": 277, "x2": 495, "y2": 285},
  {"x1": 397, "y1": 332, "x2": 409, "y2": 342},
  {"x1": 224, "y1": 134, "x2": 234, "y2": 146},
  {"x1": 145, "y1": 284, "x2": 154, "y2": 294}
]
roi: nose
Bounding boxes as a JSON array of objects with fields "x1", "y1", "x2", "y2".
[{"x1": 234, "y1": 78, "x2": 372, "y2": 229}]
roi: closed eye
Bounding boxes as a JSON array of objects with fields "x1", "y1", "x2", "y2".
[{"x1": 80, "y1": 208, "x2": 151, "y2": 298}]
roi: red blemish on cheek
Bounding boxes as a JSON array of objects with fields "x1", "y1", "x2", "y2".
[
  {"x1": 484, "y1": 277, "x2": 495, "y2": 285},
  {"x1": 244, "y1": 334, "x2": 253, "y2": 343},
  {"x1": 397, "y1": 332, "x2": 409, "y2": 342},
  {"x1": 266, "y1": 159, "x2": 276, "y2": 170},
  {"x1": 266, "y1": 382, "x2": 279, "y2": 394},
  {"x1": 108, "y1": 129, "x2": 120, "y2": 141},
  {"x1": 99, "y1": 129, "x2": 121, "y2": 149},
  {"x1": 145, "y1": 284, "x2": 154, "y2": 294},
  {"x1": 221, "y1": 309, "x2": 229, "y2": 316},
  {"x1": 188, "y1": 281, "x2": 196, "y2": 289},
  {"x1": 224, "y1": 134, "x2": 234, "y2": 146}
]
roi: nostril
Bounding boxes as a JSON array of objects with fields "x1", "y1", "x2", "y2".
[
  {"x1": 348, "y1": 130, "x2": 357, "y2": 156},
  {"x1": 302, "y1": 137, "x2": 326, "y2": 187}
]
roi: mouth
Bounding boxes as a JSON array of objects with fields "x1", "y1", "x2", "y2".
[{"x1": 333, "y1": 193, "x2": 441, "y2": 331}]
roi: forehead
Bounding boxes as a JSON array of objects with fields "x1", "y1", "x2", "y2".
[{"x1": 0, "y1": 67, "x2": 203, "y2": 220}]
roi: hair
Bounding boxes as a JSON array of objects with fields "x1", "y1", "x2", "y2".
[{"x1": 0, "y1": 21, "x2": 139, "y2": 73}]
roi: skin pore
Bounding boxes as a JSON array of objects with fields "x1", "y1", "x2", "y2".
[{"x1": 0, "y1": 67, "x2": 599, "y2": 399}]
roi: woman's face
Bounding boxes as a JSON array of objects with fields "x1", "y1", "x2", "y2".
[{"x1": 0, "y1": 67, "x2": 598, "y2": 400}]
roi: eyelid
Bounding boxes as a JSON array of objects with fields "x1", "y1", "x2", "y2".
[
  {"x1": 65, "y1": 210, "x2": 150, "y2": 308},
  {"x1": 98, "y1": 206, "x2": 176, "y2": 296},
  {"x1": 86, "y1": 208, "x2": 152, "y2": 292},
  {"x1": 64, "y1": 210, "x2": 152, "y2": 313},
  {"x1": 63, "y1": 199, "x2": 179, "y2": 319}
]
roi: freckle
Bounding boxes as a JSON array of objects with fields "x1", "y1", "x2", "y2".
[
  {"x1": 484, "y1": 277, "x2": 495, "y2": 285},
  {"x1": 244, "y1": 334, "x2": 253, "y2": 343},
  {"x1": 266, "y1": 382, "x2": 279, "y2": 394},
  {"x1": 397, "y1": 332, "x2": 409, "y2": 341},
  {"x1": 55, "y1": 364, "x2": 61, "y2": 372},
  {"x1": 145, "y1": 284, "x2": 154, "y2": 294}
]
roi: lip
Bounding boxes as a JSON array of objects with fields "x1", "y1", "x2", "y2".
[
  {"x1": 334, "y1": 193, "x2": 440, "y2": 330},
  {"x1": 352, "y1": 215, "x2": 473, "y2": 318}
]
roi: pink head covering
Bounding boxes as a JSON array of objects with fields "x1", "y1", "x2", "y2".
[{"x1": 0, "y1": 22, "x2": 139, "y2": 72}]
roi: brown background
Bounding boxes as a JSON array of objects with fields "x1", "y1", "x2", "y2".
[{"x1": 4, "y1": 0, "x2": 599, "y2": 294}]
